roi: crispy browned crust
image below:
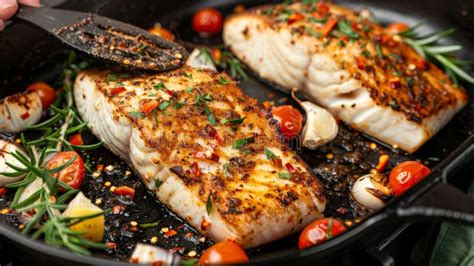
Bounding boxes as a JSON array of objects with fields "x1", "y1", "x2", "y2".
[
  {"x1": 79, "y1": 67, "x2": 324, "y2": 230},
  {"x1": 227, "y1": 2, "x2": 468, "y2": 123}
]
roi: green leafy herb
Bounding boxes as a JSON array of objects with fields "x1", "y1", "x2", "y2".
[
  {"x1": 198, "y1": 48, "x2": 249, "y2": 80},
  {"x1": 128, "y1": 111, "x2": 143, "y2": 118},
  {"x1": 223, "y1": 163, "x2": 232, "y2": 177},
  {"x1": 327, "y1": 218, "x2": 333, "y2": 239},
  {"x1": 278, "y1": 172, "x2": 292, "y2": 179},
  {"x1": 195, "y1": 93, "x2": 213, "y2": 104},
  {"x1": 174, "y1": 101, "x2": 186, "y2": 109},
  {"x1": 264, "y1": 148, "x2": 278, "y2": 160},
  {"x1": 204, "y1": 105, "x2": 217, "y2": 126},
  {"x1": 220, "y1": 117, "x2": 245, "y2": 125},
  {"x1": 185, "y1": 87, "x2": 193, "y2": 93},
  {"x1": 206, "y1": 194, "x2": 212, "y2": 215},
  {"x1": 337, "y1": 20, "x2": 360, "y2": 40},
  {"x1": 140, "y1": 220, "x2": 162, "y2": 228},
  {"x1": 233, "y1": 137, "x2": 254, "y2": 149},
  {"x1": 155, "y1": 179, "x2": 162, "y2": 188},
  {"x1": 218, "y1": 76, "x2": 230, "y2": 85},
  {"x1": 183, "y1": 72, "x2": 193, "y2": 79},
  {"x1": 361, "y1": 50, "x2": 372, "y2": 58},
  {"x1": 305, "y1": 26, "x2": 322, "y2": 38},
  {"x1": 181, "y1": 259, "x2": 198, "y2": 266},
  {"x1": 106, "y1": 74, "x2": 118, "y2": 82},
  {"x1": 152, "y1": 109, "x2": 158, "y2": 127},
  {"x1": 138, "y1": 43, "x2": 148, "y2": 55},
  {"x1": 338, "y1": 40, "x2": 346, "y2": 47},
  {"x1": 375, "y1": 42, "x2": 384, "y2": 58},
  {"x1": 159, "y1": 101, "x2": 172, "y2": 111},
  {"x1": 154, "y1": 82, "x2": 166, "y2": 90}
]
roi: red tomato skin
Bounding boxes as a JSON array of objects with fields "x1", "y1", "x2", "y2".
[
  {"x1": 192, "y1": 8, "x2": 223, "y2": 36},
  {"x1": 298, "y1": 218, "x2": 346, "y2": 250},
  {"x1": 26, "y1": 82, "x2": 56, "y2": 108},
  {"x1": 389, "y1": 161, "x2": 431, "y2": 196},
  {"x1": 198, "y1": 241, "x2": 249, "y2": 265},
  {"x1": 271, "y1": 105, "x2": 303, "y2": 138},
  {"x1": 46, "y1": 151, "x2": 85, "y2": 189}
]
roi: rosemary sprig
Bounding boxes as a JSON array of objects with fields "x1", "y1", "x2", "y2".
[
  {"x1": 198, "y1": 48, "x2": 249, "y2": 80},
  {"x1": 400, "y1": 25, "x2": 474, "y2": 84}
]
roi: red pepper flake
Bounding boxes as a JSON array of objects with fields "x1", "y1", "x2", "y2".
[
  {"x1": 69, "y1": 134, "x2": 83, "y2": 146},
  {"x1": 112, "y1": 205, "x2": 125, "y2": 214},
  {"x1": 351, "y1": 22, "x2": 361, "y2": 31},
  {"x1": 200, "y1": 219, "x2": 212, "y2": 231},
  {"x1": 376, "y1": 154, "x2": 390, "y2": 173},
  {"x1": 416, "y1": 59, "x2": 429, "y2": 71},
  {"x1": 285, "y1": 163, "x2": 295, "y2": 173},
  {"x1": 20, "y1": 112, "x2": 30, "y2": 120},
  {"x1": 111, "y1": 87, "x2": 126, "y2": 96},
  {"x1": 113, "y1": 186, "x2": 135, "y2": 199},
  {"x1": 206, "y1": 124, "x2": 223, "y2": 144},
  {"x1": 192, "y1": 162, "x2": 200, "y2": 177},
  {"x1": 106, "y1": 242, "x2": 117, "y2": 249},
  {"x1": 185, "y1": 232, "x2": 193, "y2": 238},
  {"x1": 414, "y1": 103, "x2": 422, "y2": 111},
  {"x1": 209, "y1": 153, "x2": 220, "y2": 163},
  {"x1": 141, "y1": 100, "x2": 159, "y2": 116},
  {"x1": 336, "y1": 207, "x2": 348, "y2": 215},
  {"x1": 274, "y1": 158, "x2": 283, "y2": 168},
  {"x1": 177, "y1": 224, "x2": 185, "y2": 229},
  {"x1": 389, "y1": 78, "x2": 401, "y2": 89},
  {"x1": 317, "y1": 2, "x2": 330, "y2": 13},
  {"x1": 355, "y1": 57, "x2": 365, "y2": 70},
  {"x1": 165, "y1": 89, "x2": 175, "y2": 97},
  {"x1": 0, "y1": 187, "x2": 7, "y2": 197},
  {"x1": 164, "y1": 229, "x2": 177, "y2": 238},
  {"x1": 287, "y1": 13, "x2": 305, "y2": 25},
  {"x1": 287, "y1": 215, "x2": 294, "y2": 223},
  {"x1": 321, "y1": 18, "x2": 338, "y2": 37},
  {"x1": 97, "y1": 164, "x2": 104, "y2": 171}
]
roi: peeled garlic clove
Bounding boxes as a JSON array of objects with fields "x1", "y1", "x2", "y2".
[
  {"x1": 351, "y1": 174, "x2": 388, "y2": 210},
  {"x1": 0, "y1": 140, "x2": 28, "y2": 186},
  {"x1": 130, "y1": 243, "x2": 180, "y2": 265},
  {"x1": 185, "y1": 49, "x2": 217, "y2": 71},
  {"x1": 0, "y1": 91, "x2": 43, "y2": 133},
  {"x1": 300, "y1": 101, "x2": 338, "y2": 150}
]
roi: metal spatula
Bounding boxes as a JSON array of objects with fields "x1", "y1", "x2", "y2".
[{"x1": 13, "y1": 6, "x2": 188, "y2": 72}]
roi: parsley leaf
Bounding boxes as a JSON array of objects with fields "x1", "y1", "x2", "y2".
[
  {"x1": 278, "y1": 172, "x2": 291, "y2": 179},
  {"x1": 206, "y1": 194, "x2": 212, "y2": 215},
  {"x1": 220, "y1": 117, "x2": 245, "y2": 125},
  {"x1": 264, "y1": 148, "x2": 278, "y2": 160},
  {"x1": 233, "y1": 137, "x2": 254, "y2": 149}
]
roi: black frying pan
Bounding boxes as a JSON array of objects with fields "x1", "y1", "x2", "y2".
[{"x1": 0, "y1": 0, "x2": 473, "y2": 265}]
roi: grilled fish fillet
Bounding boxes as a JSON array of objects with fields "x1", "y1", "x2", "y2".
[
  {"x1": 74, "y1": 67, "x2": 325, "y2": 248},
  {"x1": 223, "y1": 2, "x2": 468, "y2": 153}
]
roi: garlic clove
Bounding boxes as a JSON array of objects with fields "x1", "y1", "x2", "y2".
[
  {"x1": 0, "y1": 140, "x2": 28, "y2": 186},
  {"x1": 300, "y1": 101, "x2": 338, "y2": 150},
  {"x1": 351, "y1": 174, "x2": 390, "y2": 210},
  {"x1": 130, "y1": 243, "x2": 180, "y2": 265},
  {"x1": 185, "y1": 49, "x2": 217, "y2": 71}
]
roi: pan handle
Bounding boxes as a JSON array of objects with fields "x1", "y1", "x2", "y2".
[{"x1": 392, "y1": 139, "x2": 474, "y2": 224}]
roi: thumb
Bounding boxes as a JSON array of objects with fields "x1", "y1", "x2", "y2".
[{"x1": 0, "y1": 0, "x2": 18, "y2": 21}]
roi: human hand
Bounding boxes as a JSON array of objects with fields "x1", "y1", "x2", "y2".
[{"x1": 0, "y1": 0, "x2": 40, "y2": 31}]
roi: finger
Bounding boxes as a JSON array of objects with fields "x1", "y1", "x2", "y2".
[
  {"x1": 18, "y1": 0, "x2": 40, "y2": 7},
  {"x1": 0, "y1": 0, "x2": 18, "y2": 21},
  {"x1": 0, "y1": 20, "x2": 4, "y2": 31}
]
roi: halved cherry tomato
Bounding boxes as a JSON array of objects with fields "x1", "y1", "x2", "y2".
[
  {"x1": 26, "y1": 81, "x2": 56, "y2": 108},
  {"x1": 271, "y1": 105, "x2": 303, "y2": 138},
  {"x1": 69, "y1": 134, "x2": 84, "y2": 146},
  {"x1": 192, "y1": 7, "x2": 223, "y2": 36},
  {"x1": 113, "y1": 186, "x2": 135, "y2": 199},
  {"x1": 46, "y1": 151, "x2": 85, "y2": 189},
  {"x1": 0, "y1": 187, "x2": 7, "y2": 197},
  {"x1": 199, "y1": 241, "x2": 249, "y2": 265},
  {"x1": 148, "y1": 26, "x2": 175, "y2": 41},
  {"x1": 298, "y1": 218, "x2": 346, "y2": 250},
  {"x1": 389, "y1": 161, "x2": 431, "y2": 196},
  {"x1": 386, "y1": 22, "x2": 409, "y2": 35}
]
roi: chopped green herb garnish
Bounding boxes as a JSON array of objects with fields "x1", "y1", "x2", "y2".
[
  {"x1": 361, "y1": 50, "x2": 372, "y2": 58},
  {"x1": 185, "y1": 87, "x2": 193, "y2": 93},
  {"x1": 155, "y1": 179, "x2": 162, "y2": 188},
  {"x1": 154, "y1": 82, "x2": 165, "y2": 90},
  {"x1": 308, "y1": 16, "x2": 327, "y2": 24},
  {"x1": 152, "y1": 109, "x2": 158, "y2": 127},
  {"x1": 128, "y1": 111, "x2": 143, "y2": 118},
  {"x1": 183, "y1": 72, "x2": 193, "y2": 79},
  {"x1": 204, "y1": 105, "x2": 217, "y2": 126},
  {"x1": 305, "y1": 26, "x2": 322, "y2": 38},
  {"x1": 218, "y1": 76, "x2": 230, "y2": 85},
  {"x1": 106, "y1": 74, "x2": 118, "y2": 82},
  {"x1": 375, "y1": 42, "x2": 384, "y2": 58},
  {"x1": 233, "y1": 137, "x2": 255, "y2": 149},
  {"x1": 181, "y1": 259, "x2": 198, "y2": 266},
  {"x1": 278, "y1": 172, "x2": 291, "y2": 179},
  {"x1": 195, "y1": 94, "x2": 213, "y2": 104},
  {"x1": 223, "y1": 163, "x2": 232, "y2": 177},
  {"x1": 326, "y1": 218, "x2": 333, "y2": 238},
  {"x1": 264, "y1": 148, "x2": 278, "y2": 160},
  {"x1": 206, "y1": 194, "x2": 212, "y2": 215},
  {"x1": 220, "y1": 117, "x2": 245, "y2": 125},
  {"x1": 337, "y1": 20, "x2": 360, "y2": 40},
  {"x1": 138, "y1": 43, "x2": 148, "y2": 55},
  {"x1": 159, "y1": 101, "x2": 172, "y2": 111},
  {"x1": 174, "y1": 101, "x2": 186, "y2": 109},
  {"x1": 337, "y1": 40, "x2": 346, "y2": 47},
  {"x1": 140, "y1": 220, "x2": 161, "y2": 228}
]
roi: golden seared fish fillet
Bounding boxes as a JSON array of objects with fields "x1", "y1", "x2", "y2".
[
  {"x1": 74, "y1": 67, "x2": 325, "y2": 248},
  {"x1": 223, "y1": 2, "x2": 468, "y2": 153}
]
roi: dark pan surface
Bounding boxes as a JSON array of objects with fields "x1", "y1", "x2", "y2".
[{"x1": 0, "y1": 0, "x2": 473, "y2": 265}]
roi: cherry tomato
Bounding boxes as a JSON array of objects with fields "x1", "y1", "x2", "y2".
[
  {"x1": 298, "y1": 218, "x2": 346, "y2": 250},
  {"x1": 46, "y1": 151, "x2": 85, "y2": 189},
  {"x1": 389, "y1": 161, "x2": 431, "y2": 196},
  {"x1": 271, "y1": 105, "x2": 303, "y2": 138},
  {"x1": 113, "y1": 186, "x2": 135, "y2": 199},
  {"x1": 192, "y1": 8, "x2": 223, "y2": 36},
  {"x1": 199, "y1": 241, "x2": 249, "y2": 265},
  {"x1": 0, "y1": 187, "x2": 7, "y2": 197},
  {"x1": 386, "y1": 22, "x2": 409, "y2": 35},
  {"x1": 26, "y1": 81, "x2": 56, "y2": 108},
  {"x1": 69, "y1": 134, "x2": 84, "y2": 146},
  {"x1": 148, "y1": 26, "x2": 175, "y2": 41}
]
